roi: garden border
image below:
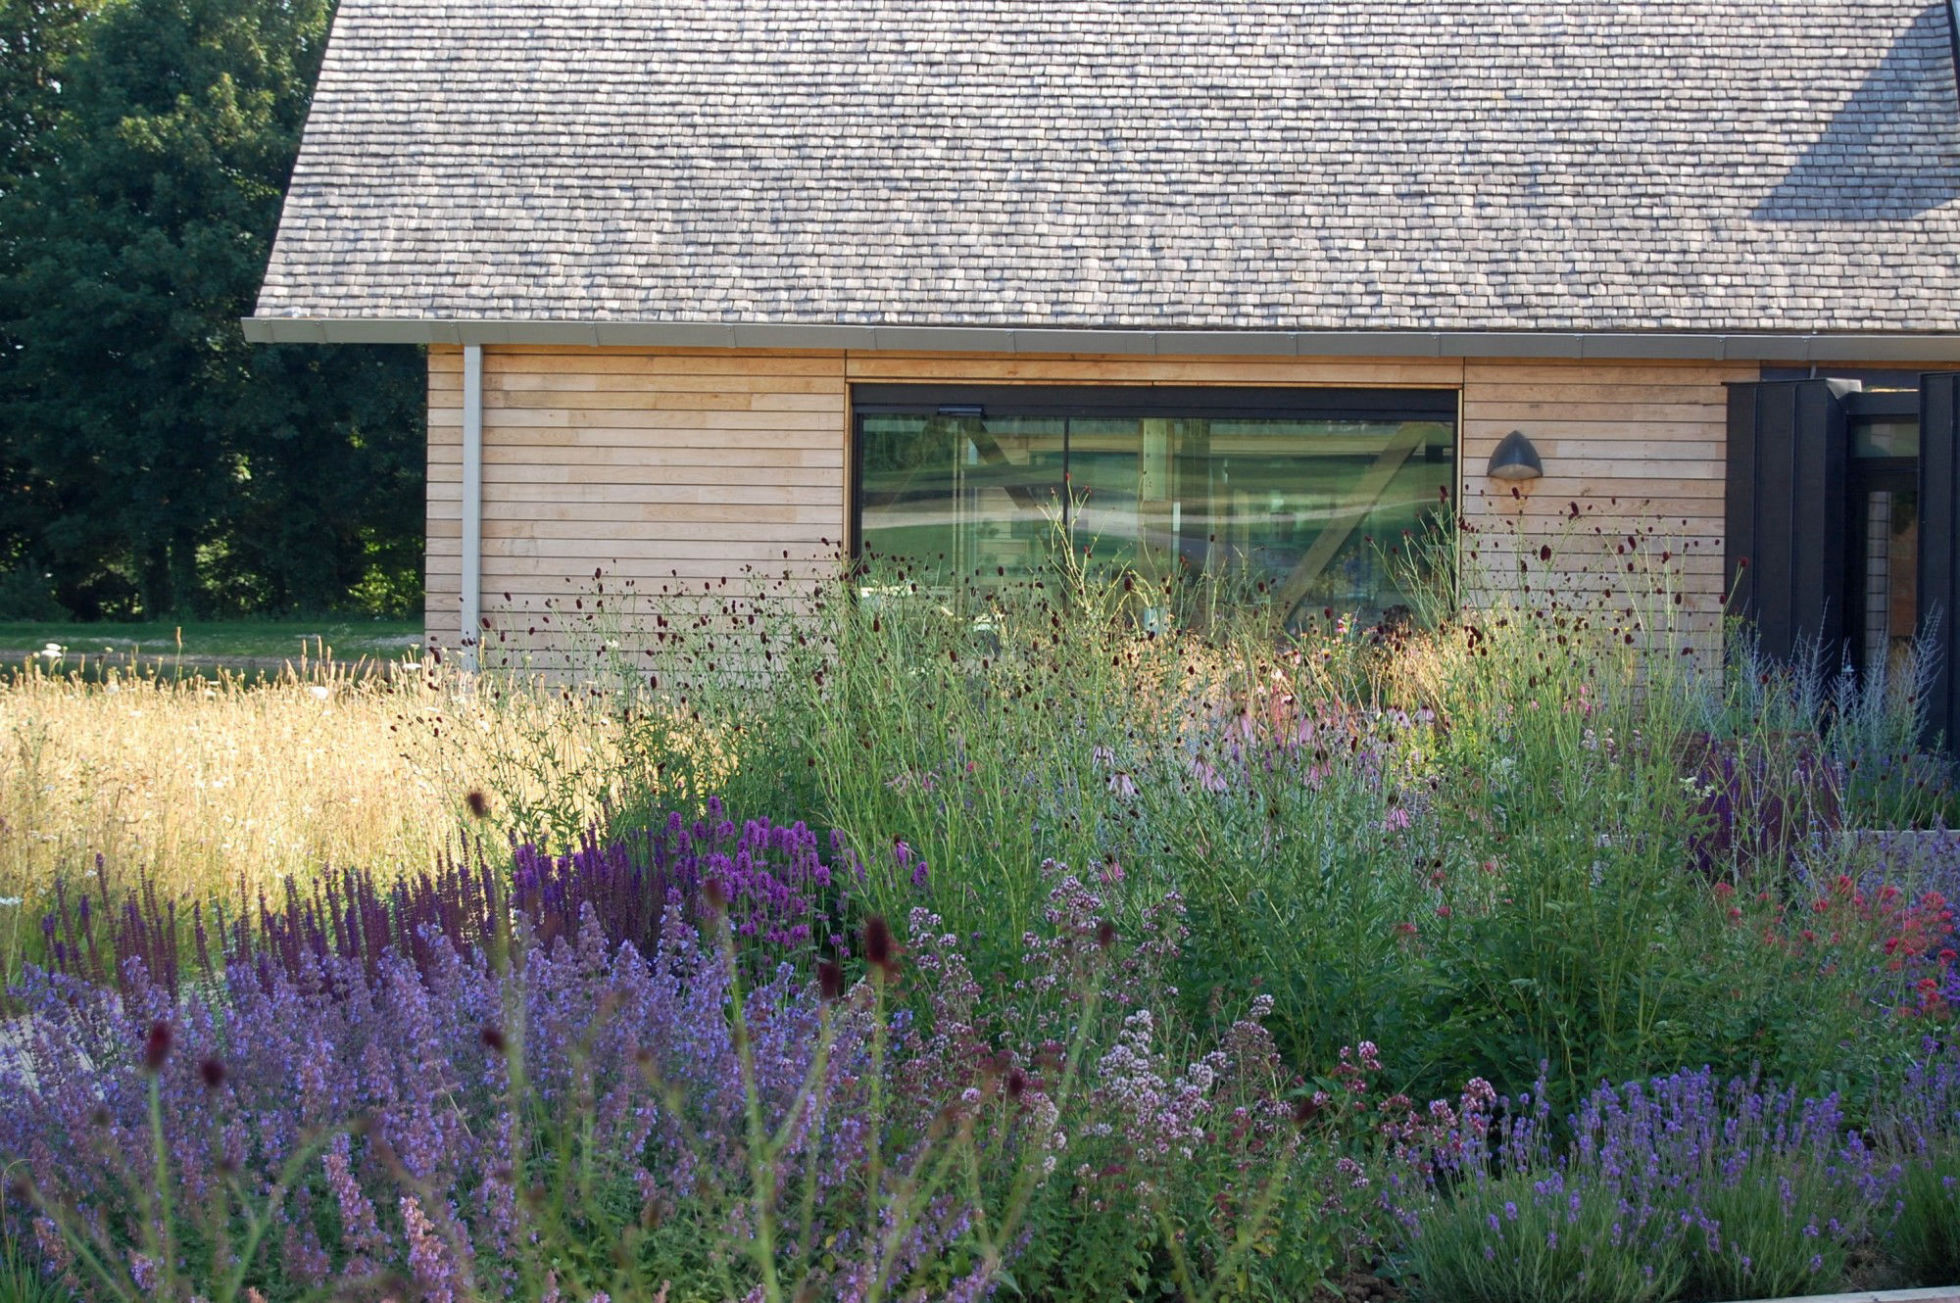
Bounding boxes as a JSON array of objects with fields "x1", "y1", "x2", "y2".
[{"x1": 1725, "y1": 1289, "x2": 1960, "y2": 1303}]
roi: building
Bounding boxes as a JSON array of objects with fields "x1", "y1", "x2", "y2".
[{"x1": 246, "y1": 0, "x2": 1960, "y2": 731}]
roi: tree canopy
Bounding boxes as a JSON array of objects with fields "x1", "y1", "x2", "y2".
[{"x1": 0, "y1": 0, "x2": 423, "y2": 619}]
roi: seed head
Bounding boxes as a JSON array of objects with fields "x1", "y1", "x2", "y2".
[
  {"x1": 817, "y1": 959, "x2": 845, "y2": 1002},
  {"x1": 480, "y1": 1025, "x2": 506, "y2": 1054},
  {"x1": 1006, "y1": 1069, "x2": 1028, "y2": 1102},
  {"x1": 198, "y1": 1057, "x2": 226, "y2": 1090},
  {"x1": 702, "y1": 877, "x2": 728, "y2": 914},
  {"x1": 863, "y1": 915, "x2": 896, "y2": 973},
  {"x1": 1096, "y1": 919, "x2": 1117, "y2": 950},
  {"x1": 465, "y1": 789, "x2": 491, "y2": 819},
  {"x1": 142, "y1": 1021, "x2": 172, "y2": 1073}
]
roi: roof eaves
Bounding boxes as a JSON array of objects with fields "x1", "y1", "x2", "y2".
[{"x1": 238, "y1": 318, "x2": 1960, "y2": 363}]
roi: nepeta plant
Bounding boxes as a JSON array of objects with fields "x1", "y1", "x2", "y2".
[{"x1": 4, "y1": 863, "x2": 1359, "y2": 1302}]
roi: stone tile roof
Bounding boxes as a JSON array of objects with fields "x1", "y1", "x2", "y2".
[{"x1": 254, "y1": 0, "x2": 1960, "y2": 333}]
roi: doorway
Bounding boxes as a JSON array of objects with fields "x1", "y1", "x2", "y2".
[{"x1": 1844, "y1": 389, "x2": 1920, "y2": 678}]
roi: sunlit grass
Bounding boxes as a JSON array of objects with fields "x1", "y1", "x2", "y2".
[{"x1": 0, "y1": 654, "x2": 668, "y2": 983}]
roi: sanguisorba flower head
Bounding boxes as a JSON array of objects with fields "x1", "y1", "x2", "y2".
[
  {"x1": 818, "y1": 959, "x2": 845, "y2": 1002},
  {"x1": 142, "y1": 1020, "x2": 172, "y2": 1073},
  {"x1": 863, "y1": 915, "x2": 896, "y2": 976}
]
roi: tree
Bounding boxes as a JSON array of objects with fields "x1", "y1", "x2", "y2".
[
  {"x1": 0, "y1": 0, "x2": 423, "y2": 618},
  {"x1": 0, "y1": 0, "x2": 95, "y2": 195}
]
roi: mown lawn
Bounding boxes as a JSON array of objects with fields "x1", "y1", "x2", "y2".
[{"x1": 0, "y1": 617, "x2": 423, "y2": 663}]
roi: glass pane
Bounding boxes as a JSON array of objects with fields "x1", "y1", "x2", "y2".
[
  {"x1": 1852, "y1": 418, "x2": 1919, "y2": 459},
  {"x1": 858, "y1": 413, "x2": 1066, "y2": 584},
  {"x1": 1859, "y1": 487, "x2": 1919, "y2": 671},
  {"x1": 1178, "y1": 418, "x2": 1453, "y2": 619},
  {"x1": 856, "y1": 398, "x2": 1456, "y2": 622}
]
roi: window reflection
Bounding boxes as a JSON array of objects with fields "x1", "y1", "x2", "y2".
[{"x1": 856, "y1": 394, "x2": 1456, "y2": 623}]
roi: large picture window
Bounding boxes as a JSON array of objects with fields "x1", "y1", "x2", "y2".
[{"x1": 852, "y1": 385, "x2": 1458, "y2": 622}]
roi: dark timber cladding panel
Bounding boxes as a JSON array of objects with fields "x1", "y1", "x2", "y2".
[
  {"x1": 1724, "y1": 381, "x2": 1848, "y2": 663},
  {"x1": 1920, "y1": 374, "x2": 1960, "y2": 748}
]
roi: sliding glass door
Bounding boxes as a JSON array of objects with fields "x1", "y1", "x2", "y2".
[{"x1": 853, "y1": 386, "x2": 1457, "y2": 623}]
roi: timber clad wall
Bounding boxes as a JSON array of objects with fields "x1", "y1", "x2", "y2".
[
  {"x1": 427, "y1": 347, "x2": 850, "y2": 664},
  {"x1": 1460, "y1": 358, "x2": 1751, "y2": 663},
  {"x1": 427, "y1": 347, "x2": 1765, "y2": 665}
]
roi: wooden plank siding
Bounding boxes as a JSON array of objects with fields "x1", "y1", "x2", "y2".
[
  {"x1": 426, "y1": 346, "x2": 849, "y2": 667},
  {"x1": 424, "y1": 346, "x2": 1894, "y2": 668},
  {"x1": 1457, "y1": 358, "x2": 1754, "y2": 664}
]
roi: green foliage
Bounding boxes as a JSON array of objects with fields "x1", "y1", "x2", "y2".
[
  {"x1": 0, "y1": 0, "x2": 94, "y2": 195},
  {"x1": 1888, "y1": 1139, "x2": 1960, "y2": 1287},
  {"x1": 1676, "y1": 1170, "x2": 1861, "y2": 1303},
  {"x1": 603, "y1": 517, "x2": 1952, "y2": 1116},
  {"x1": 0, "y1": 565, "x2": 64, "y2": 621},
  {"x1": 0, "y1": 1238, "x2": 69, "y2": 1303},
  {"x1": 1398, "y1": 1129, "x2": 1869, "y2": 1303},
  {"x1": 1401, "y1": 1172, "x2": 1685, "y2": 1303},
  {"x1": 0, "y1": 0, "x2": 423, "y2": 620}
]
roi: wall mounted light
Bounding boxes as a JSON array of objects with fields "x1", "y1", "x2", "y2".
[{"x1": 1486, "y1": 430, "x2": 1544, "y2": 482}]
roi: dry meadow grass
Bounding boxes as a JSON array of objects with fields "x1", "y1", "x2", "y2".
[{"x1": 0, "y1": 654, "x2": 661, "y2": 936}]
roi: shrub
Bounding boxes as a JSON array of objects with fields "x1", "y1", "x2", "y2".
[
  {"x1": 1889, "y1": 1144, "x2": 1960, "y2": 1287},
  {"x1": 1873, "y1": 1046, "x2": 1960, "y2": 1287},
  {"x1": 1385, "y1": 1057, "x2": 1960, "y2": 1303}
]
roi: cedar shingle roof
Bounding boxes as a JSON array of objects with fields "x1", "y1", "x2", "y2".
[{"x1": 253, "y1": 0, "x2": 1960, "y2": 333}]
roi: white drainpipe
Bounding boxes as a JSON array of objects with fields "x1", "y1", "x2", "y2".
[{"x1": 460, "y1": 343, "x2": 484, "y2": 672}]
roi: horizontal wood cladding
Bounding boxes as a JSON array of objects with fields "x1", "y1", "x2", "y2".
[
  {"x1": 1458, "y1": 358, "x2": 1751, "y2": 663},
  {"x1": 425, "y1": 345, "x2": 849, "y2": 652},
  {"x1": 429, "y1": 346, "x2": 1941, "y2": 668}
]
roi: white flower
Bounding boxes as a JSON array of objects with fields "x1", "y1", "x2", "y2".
[
  {"x1": 0, "y1": 896, "x2": 21, "y2": 907},
  {"x1": 308, "y1": 685, "x2": 331, "y2": 701},
  {"x1": 39, "y1": 642, "x2": 63, "y2": 660}
]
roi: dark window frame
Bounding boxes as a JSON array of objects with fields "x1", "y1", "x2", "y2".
[{"x1": 851, "y1": 383, "x2": 1459, "y2": 420}]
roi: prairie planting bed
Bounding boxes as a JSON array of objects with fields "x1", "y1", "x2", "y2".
[{"x1": 2, "y1": 533, "x2": 1959, "y2": 1303}]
